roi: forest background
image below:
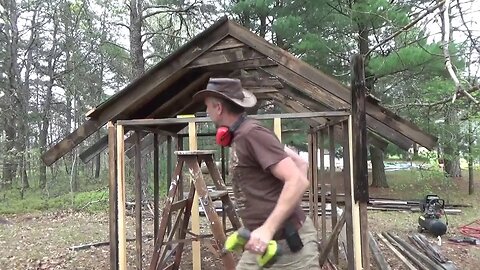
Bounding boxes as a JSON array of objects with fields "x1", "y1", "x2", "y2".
[{"x1": 0, "y1": 0, "x2": 479, "y2": 213}]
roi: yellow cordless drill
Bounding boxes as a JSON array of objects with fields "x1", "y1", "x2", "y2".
[{"x1": 224, "y1": 228, "x2": 281, "y2": 267}]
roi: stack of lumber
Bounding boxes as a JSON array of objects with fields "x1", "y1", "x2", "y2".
[{"x1": 370, "y1": 232, "x2": 456, "y2": 270}]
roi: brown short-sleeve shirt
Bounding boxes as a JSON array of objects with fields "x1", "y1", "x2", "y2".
[{"x1": 230, "y1": 118, "x2": 305, "y2": 233}]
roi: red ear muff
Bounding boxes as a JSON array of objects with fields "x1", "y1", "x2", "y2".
[
  {"x1": 215, "y1": 114, "x2": 246, "y2": 147},
  {"x1": 216, "y1": 126, "x2": 233, "y2": 147}
]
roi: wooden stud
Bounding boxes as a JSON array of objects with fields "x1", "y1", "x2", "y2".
[
  {"x1": 318, "y1": 212, "x2": 346, "y2": 266},
  {"x1": 177, "y1": 115, "x2": 201, "y2": 270},
  {"x1": 308, "y1": 133, "x2": 314, "y2": 217},
  {"x1": 319, "y1": 130, "x2": 327, "y2": 242},
  {"x1": 154, "y1": 134, "x2": 160, "y2": 240},
  {"x1": 328, "y1": 125, "x2": 339, "y2": 264},
  {"x1": 342, "y1": 120, "x2": 355, "y2": 270},
  {"x1": 107, "y1": 122, "x2": 118, "y2": 270},
  {"x1": 273, "y1": 118, "x2": 281, "y2": 141},
  {"x1": 348, "y1": 116, "x2": 363, "y2": 270},
  {"x1": 166, "y1": 136, "x2": 173, "y2": 233},
  {"x1": 134, "y1": 132, "x2": 143, "y2": 270},
  {"x1": 116, "y1": 124, "x2": 127, "y2": 270}
]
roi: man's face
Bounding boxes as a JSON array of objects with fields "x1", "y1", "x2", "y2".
[{"x1": 205, "y1": 97, "x2": 222, "y2": 126}]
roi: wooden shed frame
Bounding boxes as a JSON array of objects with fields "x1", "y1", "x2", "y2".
[{"x1": 41, "y1": 17, "x2": 437, "y2": 270}]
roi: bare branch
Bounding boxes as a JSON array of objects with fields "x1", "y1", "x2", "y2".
[
  {"x1": 456, "y1": 0, "x2": 480, "y2": 55},
  {"x1": 366, "y1": 0, "x2": 446, "y2": 57},
  {"x1": 440, "y1": 0, "x2": 479, "y2": 104},
  {"x1": 114, "y1": 22, "x2": 130, "y2": 30},
  {"x1": 386, "y1": 84, "x2": 479, "y2": 109},
  {"x1": 142, "y1": 2, "x2": 197, "y2": 21}
]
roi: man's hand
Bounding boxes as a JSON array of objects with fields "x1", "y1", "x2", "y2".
[{"x1": 244, "y1": 224, "x2": 275, "y2": 254}]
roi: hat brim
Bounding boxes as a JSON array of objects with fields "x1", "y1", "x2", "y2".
[{"x1": 193, "y1": 88, "x2": 257, "y2": 108}]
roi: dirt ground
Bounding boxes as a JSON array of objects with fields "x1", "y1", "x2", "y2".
[{"x1": 1, "y1": 175, "x2": 480, "y2": 269}]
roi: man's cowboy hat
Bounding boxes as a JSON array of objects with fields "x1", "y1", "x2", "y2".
[{"x1": 193, "y1": 78, "x2": 257, "y2": 108}]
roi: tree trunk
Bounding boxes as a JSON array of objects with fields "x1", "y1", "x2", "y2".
[
  {"x1": 128, "y1": 0, "x2": 148, "y2": 199},
  {"x1": 130, "y1": 0, "x2": 145, "y2": 79},
  {"x1": 356, "y1": 17, "x2": 387, "y2": 188},
  {"x1": 369, "y1": 145, "x2": 388, "y2": 188},
  {"x1": 443, "y1": 106, "x2": 461, "y2": 177},
  {"x1": 468, "y1": 117, "x2": 474, "y2": 195},
  {"x1": 2, "y1": 121, "x2": 16, "y2": 189},
  {"x1": 39, "y1": 15, "x2": 59, "y2": 189}
]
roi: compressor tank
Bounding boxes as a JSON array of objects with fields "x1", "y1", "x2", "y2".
[{"x1": 418, "y1": 215, "x2": 447, "y2": 236}]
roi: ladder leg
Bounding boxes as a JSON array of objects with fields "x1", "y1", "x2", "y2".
[
  {"x1": 203, "y1": 156, "x2": 242, "y2": 230},
  {"x1": 185, "y1": 157, "x2": 236, "y2": 270},
  {"x1": 172, "y1": 181, "x2": 195, "y2": 270},
  {"x1": 149, "y1": 160, "x2": 184, "y2": 270}
]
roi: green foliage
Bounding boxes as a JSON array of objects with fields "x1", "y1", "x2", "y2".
[
  {"x1": 0, "y1": 188, "x2": 109, "y2": 214},
  {"x1": 351, "y1": 0, "x2": 409, "y2": 29}
]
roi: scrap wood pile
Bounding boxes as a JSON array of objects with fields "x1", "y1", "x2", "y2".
[
  {"x1": 370, "y1": 232, "x2": 457, "y2": 270},
  {"x1": 205, "y1": 186, "x2": 467, "y2": 215}
]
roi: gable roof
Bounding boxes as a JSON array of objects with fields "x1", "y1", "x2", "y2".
[{"x1": 42, "y1": 17, "x2": 437, "y2": 166}]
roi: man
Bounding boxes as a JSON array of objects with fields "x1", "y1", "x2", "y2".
[{"x1": 193, "y1": 78, "x2": 320, "y2": 269}]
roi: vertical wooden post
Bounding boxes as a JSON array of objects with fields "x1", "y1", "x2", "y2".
[
  {"x1": 108, "y1": 122, "x2": 118, "y2": 270},
  {"x1": 134, "y1": 131, "x2": 143, "y2": 270},
  {"x1": 328, "y1": 125, "x2": 339, "y2": 264},
  {"x1": 178, "y1": 115, "x2": 201, "y2": 270},
  {"x1": 351, "y1": 54, "x2": 370, "y2": 269},
  {"x1": 273, "y1": 118, "x2": 282, "y2": 142},
  {"x1": 308, "y1": 133, "x2": 313, "y2": 217},
  {"x1": 342, "y1": 120, "x2": 355, "y2": 270},
  {"x1": 348, "y1": 116, "x2": 363, "y2": 270},
  {"x1": 309, "y1": 131, "x2": 319, "y2": 229},
  {"x1": 319, "y1": 130, "x2": 326, "y2": 242},
  {"x1": 153, "y1": 134, "x2": 160, "y2": 240},
  {"x1": 116, "y1": 124, "x2": 127, "y2": 270},
  {"x1": 166, "y1": 135, "x2": 172, "y2": 233}
]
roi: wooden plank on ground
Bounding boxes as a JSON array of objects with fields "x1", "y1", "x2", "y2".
[
  {"x1": 368, "y1": 232, "x2": 391, "y2": 270},
  {"x1": 376, "y1": 233, "x2": 417, "y2": 270}
]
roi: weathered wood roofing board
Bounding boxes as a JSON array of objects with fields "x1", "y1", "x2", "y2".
[{"x1": 42, "y1": 17, "x2": 437, "y2": 166}]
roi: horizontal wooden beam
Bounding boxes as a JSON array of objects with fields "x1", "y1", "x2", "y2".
[
  {"x1": 187, "y1": 46, "x2": 265, "y2": 69},
  {"x1": 209, "y1": 36, "x2": 244, "y2": 51},
  {"x1": 79, "y1": 134, "x2": 108, "y2": 163},
  {"x1": 189, "y1": 58, "x2": 276, "y2": 71},
  {"x1": 117, "y1": 112, "x2": 351, "y2": 126}
]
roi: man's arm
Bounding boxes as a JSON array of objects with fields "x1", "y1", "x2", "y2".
[
  {"x1": 284, "y1": 146, "x2": 308, "y2": 177},
  {"x1": 246, "y1": 156, "x2": 309, "y2": 252}
]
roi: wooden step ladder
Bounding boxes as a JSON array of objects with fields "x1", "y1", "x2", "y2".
[{"x1": 149, "y1": 150, "x2": 242, "y2": 270}]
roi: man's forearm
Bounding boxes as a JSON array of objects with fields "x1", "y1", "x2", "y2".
[{"x1": 263, "y1": 177, "x2": 308, "y2": 233}]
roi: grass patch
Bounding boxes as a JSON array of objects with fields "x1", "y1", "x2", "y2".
[{"x1": 0, "y1": 188, "x2": 109, "y2": 214}]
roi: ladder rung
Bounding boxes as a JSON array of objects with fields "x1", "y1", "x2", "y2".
[
  {"x1": 209, "y1": 190, "x2": 229, "y2": 200},
  {"x1": 171, "y1": 199, "x2": 188, "y2": 212}
]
